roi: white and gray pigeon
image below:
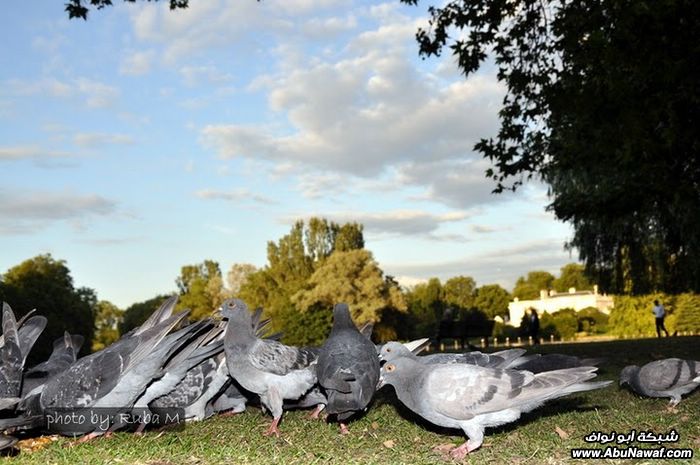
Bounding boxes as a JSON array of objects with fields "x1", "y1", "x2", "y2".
[
  {"x1": 380, "y1": 342, "x2": 528, "y2": 369},
  {"x1": 316, "y1": 303, "x2": 379, "y2": 434},
  {"x1": 379, "y1": 355, "x2": 611, "y2": 458},
  {"x1": 620, "y1": 358, "x2": 700, "y2": 406},
  {"x1": 221, "y1": 298, "x2": 318, "y2": 436}
]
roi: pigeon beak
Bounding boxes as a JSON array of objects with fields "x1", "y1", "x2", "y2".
[{"x1": 377, "y1": 376, "x2": 385, "y2": 389}]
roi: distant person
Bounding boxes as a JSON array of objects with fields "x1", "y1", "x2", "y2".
[
  {"x1": 652, "y1": 299, "x2": 670, "y2": 338},
  {"x1": 528, "y1": 308, "x2": 540, "y2": 345}
]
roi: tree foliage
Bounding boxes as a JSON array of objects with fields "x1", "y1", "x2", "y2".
[
  {"x1": 512, "y1": 271, "x2": 555, "y2": 300},
  {"x1": 403, "y1": 278, "x2": 445, "y2": 339},
  {"x1": 176, "y1": 260, "x2": 224, "y2": 320},
  {"x1": 293, "y1": 249, "x2": 407, "y2": 342},
  {"x1": 65, "y1": 0, "x2": 189, "y2": 20},
  {"x1": 442, "y1": 276, "x2": 476, "y2": 310},
  {"x1": 474, "y1": 284, "x2": 510, "y2": 319},
  {"x1": 238, "y1": 218, "x2": 367, "y2": 345},
  {"x1": 403, "y1": 0, "x2": 700, "y2": 294},
  {"x1": 0, "y1": 254, "x2": 95, "y2": 363},
  {"x1": 553, "y1": 263, "x2": 592, "y2": 292},
  {"x1": 119, "y1": 294, "x2": 171, "y2": 334},
  {"x1": 92, "y1": 300, "x2": 123, "y2": 351}
]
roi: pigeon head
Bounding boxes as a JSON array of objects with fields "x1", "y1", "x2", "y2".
[
  {"x1": 619, "y1": 365, "x2": 639, "y2": 386},
  {"x1": 378, "y1": 355, "x2": 422, "y2": 389},
  {"x1": 379, "y1": 341, "x2": 412, "y2": 363},
  {"x1": 220, "y1": 299, "x2": 250, "y2": 321}
]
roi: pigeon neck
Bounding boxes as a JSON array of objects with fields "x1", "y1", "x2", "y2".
[{"x1": 331, "y1": 307, "x2": 356, "y2": 335}]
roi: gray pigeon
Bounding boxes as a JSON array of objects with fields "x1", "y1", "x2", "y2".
[
  {"x1": 380, "y1": 342, "x2": 527, "y2": 369},
  {"x1": 37, "y1": 298, "x2": 183, "y2": 422},
  {"x1": 379, "y1": 355, "x2": 611, "y2": 458},
  {"x1": 22, "y1": 332, "x2": 84, "y2": 396},
  {"x1": 221, "y1": 298, "x2": 318, "y2": 436},
  {"x1": 620, "y1": 358, "x2": 700, "y2": 406},
  {"x1": 316, "y1": 303, "x2": 379, "y2": 434},
  {"x1": 1, "y1": 304, "x2": 25, "y2": 407}
]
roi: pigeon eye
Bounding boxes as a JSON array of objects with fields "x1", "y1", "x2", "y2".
[
  {"x1": 386, "y1": 364, "x2": 395, "y2": 372},
  {"x1": 386, "y1": 348, "x2": 392, "y2": 353}
]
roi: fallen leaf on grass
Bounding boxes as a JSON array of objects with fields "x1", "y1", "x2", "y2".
[
  {"x1": 383, "y1": 439, "x2": 395, "y2": 449},
  {"x1": 17, "y1": 435, "x2": 59, "y2": 452},
  {"x1": 371, "y1": 422, "x2": 379, "y2": 430},
  {"x1": 555, "y1": 426, "x2": 570, "y2": 439}
]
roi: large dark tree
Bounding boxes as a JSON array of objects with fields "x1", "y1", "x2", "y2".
[
  {"x1": 403, "y1": 0, "x2": 700, "y2": 294},
  {"x1": 0, "y1": 254, "x2": 96, "y2": 364}
]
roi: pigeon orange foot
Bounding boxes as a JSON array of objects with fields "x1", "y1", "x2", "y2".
[
  {"x1": 339, "y1": 423, "x2": 350, "y2": 435},
  {"x1": 263, "y1": 418, "x2": 281, "y2": 437},
  {"x1": 449, "y1": 441, "x2": 479, "y2": 460}
]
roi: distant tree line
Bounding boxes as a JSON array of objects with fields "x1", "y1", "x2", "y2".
[{"x1": 4, "y1": 218, "x2": 699, "y2": 354}]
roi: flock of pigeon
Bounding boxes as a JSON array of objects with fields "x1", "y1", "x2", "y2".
[{"x1": 1, "y1": 297, "x2": 699, "y2": 459}]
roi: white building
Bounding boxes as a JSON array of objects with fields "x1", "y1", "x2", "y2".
[{"x1": 507, "y1": 285, "x2": 614, "y2": 326}]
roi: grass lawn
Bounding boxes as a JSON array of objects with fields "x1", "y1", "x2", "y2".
[{"x1": 3, "y1": 336, "x2": 699, "y2": 464}]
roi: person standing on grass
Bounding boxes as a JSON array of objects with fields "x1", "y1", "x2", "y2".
[
  {"x1": 528, "y1": 308, "x2": 540, "y2": 345},
  {"x1": 652, "y1": 299, "x2": 670, "y2": 338}
]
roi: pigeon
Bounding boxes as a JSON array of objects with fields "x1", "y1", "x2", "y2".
[
  {"x1": 379, "y1": 355, "x2": 611, "y2": 458},
  {"x1": 509, "y1": 353, "x2": 605, "y2": 374},
  {"x1": 379, "y1": 342, "x2": 528, "y2": 369},
  {"x1": 22, "y1": 332, "x2": 84, "y2": 396},
  {"x1": 316, "y1": 303, "x2": 379, "y2": 434},
  {"x1": 36, "y1": 298, "x2": 184, "y2": 427},
  {"x1": 220, "y1": 298, "x2": 318, "y2": 436},
  {"x1": 1, "y1": 303, "x2": 28, "y2": 407},
  {"x1": 620, "y1": 358, "x2": 700, "y2": 406},
  {"x1": 208, "y1": 379, "x2": 251, "y2": 417}
]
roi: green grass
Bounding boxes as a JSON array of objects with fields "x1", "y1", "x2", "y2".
[{"x1": 3, "y1": 337, "x2": 699, "y2": 464}]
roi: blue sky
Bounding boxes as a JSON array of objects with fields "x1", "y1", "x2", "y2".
[{"x1": 0, "y1": 0, "x2": 576, "y2": 309}]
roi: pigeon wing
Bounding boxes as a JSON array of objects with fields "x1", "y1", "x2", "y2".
[
  {"x1": 641, "y1": 359, "x2": 700, "y2": 391},
  {"x1": 247, "y1": 339, "x2": 317, "y2": 376},
  {"x1": 425, "y1": 365, "x2": 534, "y2": 420}
]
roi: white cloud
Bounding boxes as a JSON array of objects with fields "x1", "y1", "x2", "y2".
[
  {"x1": 73, "y1": 133, "x2": 135, "y2": 148},
  {"x1": 179, "y1": 65, "x2": 234, "y2": 87},
  {"x1": 120, "y1": 50, "x2": 156, "y2": 76},
  {"x1": 196, "y1": 188, "x2": 275, "y2": 205},
  {"x1": 0, "y1": 188, "x2": 116, "y2": 235},
  {"x1": 0, "y1": 145, "x2": 73, "y2": 161},
  {"x1": 382, "y1": 239, "x2": 576, "y2": 289},
  {"x1": 4, "y1": 77, "x2": 119, "y2": 109},
  {"x1": 285, "y1": 209, "x2": 471, "y2": 239}
]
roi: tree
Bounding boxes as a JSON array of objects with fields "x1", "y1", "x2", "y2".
[
  {"x1": 403, "y1": 278, "x2": 444, "y2": 339},
  {"x1": 92, "y1": 300, "x2": 123, "y2": 351},
  {"x1": 65, "y1": 0, "x2": 189, "y2": 20},
  {"x1": 119, "y1": 294, "x2": 172, "y2": 334},
  {"x1": 0, "y1": 254, "x2": 95, "y2": 363},
  {"x1": 403, "y1": 0, "x2": 700, "y2": 294},
  {"x1": 226, "y1": 263, "x2": 257, "y2": 297},
  {"x1": 442, "y1": 276, "x2": 476, "y2": 310},
  {"x1": 553, "y1": 263, "x2": 592, "y2": 292},
  {"x1": 474, "y1": 284, "x2": 511, "y2": 319},
  {"x1": 239, "y1": 218, "x2": 366, "y2": 343},
  {"x1": 293, "y1": 249, "x2": 407, "y2": 342},
  {"x1": 176, "y1": 260, "x2": 224, "y2": 320},
  {"x1": 512, "y1": 271, "x2": 555, "y2": 300}
]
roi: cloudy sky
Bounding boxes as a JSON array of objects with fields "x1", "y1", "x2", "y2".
[{"x1": 0, "y1": 0, "x2": 577, "y2": 308}]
